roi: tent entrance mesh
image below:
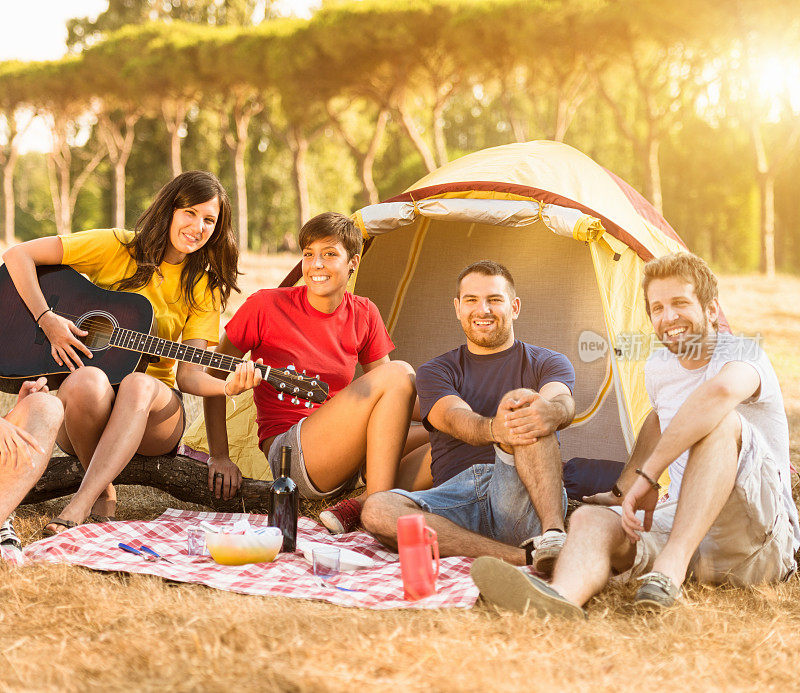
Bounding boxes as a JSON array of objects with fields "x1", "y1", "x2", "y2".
[{"x1": 355, "y1": 218, "x2": 629, "y2": 463}]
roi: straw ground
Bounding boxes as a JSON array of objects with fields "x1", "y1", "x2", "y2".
[{"x1": 2, "y1": 257, "x2": 800, "y2": 691}]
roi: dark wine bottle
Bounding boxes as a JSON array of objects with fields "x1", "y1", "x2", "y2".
[{"x1": 269, "y1": 445, "x2": 298, "y2": 552}]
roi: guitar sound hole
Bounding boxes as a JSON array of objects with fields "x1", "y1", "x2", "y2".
[{"x1": 76, "y1": 311, "x2": 116, "y2": 351}]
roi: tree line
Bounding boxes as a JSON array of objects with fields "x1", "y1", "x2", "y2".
[{"x1": 0, "y1": 0, "x2": 798, "y2": 275}]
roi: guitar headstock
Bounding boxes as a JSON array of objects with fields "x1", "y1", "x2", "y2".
[{"x1": 264, "y1": 364, "x2": 329, "y2": 405}]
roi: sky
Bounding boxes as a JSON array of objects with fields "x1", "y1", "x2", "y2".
[{"x1": 0, "y1": 0, "x2": 319, "y2": 151}]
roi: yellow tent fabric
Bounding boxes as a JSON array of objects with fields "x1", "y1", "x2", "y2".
[
  {"x1": 353, "y1": 140, "x2": 690, "y2": 489},
  {"x1": 182, "y1": 389, "x2": 271, "y2": 481}
]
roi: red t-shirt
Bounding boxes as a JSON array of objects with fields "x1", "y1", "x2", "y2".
[{"x1": 225, "y1": 285, "x2": 394, "y2": 443}]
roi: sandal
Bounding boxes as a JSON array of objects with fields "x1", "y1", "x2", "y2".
[{"x1": 42, "y1": 517, "x2": 79, "y2": 537}]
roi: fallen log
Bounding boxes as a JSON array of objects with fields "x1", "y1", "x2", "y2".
[{"x1": 21, "y1": 454, "x2": 272, "y2": 513}]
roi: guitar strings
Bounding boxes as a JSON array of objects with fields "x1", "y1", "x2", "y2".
[{"x1": 42, "y1": 309, "x2": 320, "y2": 394}]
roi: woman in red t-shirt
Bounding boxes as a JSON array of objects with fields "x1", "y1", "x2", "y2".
[{"x1": 205, "y1": 212, "x2": 430, "y2": 533}]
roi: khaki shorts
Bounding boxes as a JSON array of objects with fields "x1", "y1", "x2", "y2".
[
  {"x1": 261, "y1": 418, "x2": 359, "y2": 501},
  {"x1": 616, "y1": 417, "x2": 797, "y2": 586}
]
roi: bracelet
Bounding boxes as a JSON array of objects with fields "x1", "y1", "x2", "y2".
[
  {"x1": 35, "y1": 308, "x2": 52, "y2": 324},
  {"x1": 488, "y1": 416, "x2": 496, "y2": 443},
  {"x1": 223, "y1": 379, "x2": 237, "y2": 412},
  {"x1": 635, "y1": 468, "x2": 661, "y2": 492},
  {"x1": 611, "y1": 483, "x2": 623, "y2": 498}
]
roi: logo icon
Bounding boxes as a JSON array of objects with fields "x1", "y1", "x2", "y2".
[{"x1": 578, "y1": 330, "x2": 608, "y2": 363}]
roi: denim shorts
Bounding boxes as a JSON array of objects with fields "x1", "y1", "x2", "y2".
[{"x1": 391, "y1": 446, "x2": 567, "y2": 546}]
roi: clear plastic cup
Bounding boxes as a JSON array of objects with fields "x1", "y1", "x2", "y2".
[
  {"x1": 187, "y1": 526, "x2": 208, "y2": 556},
  {"x1": 312, "y1": 546, "x2": 340, "y2": 580}
]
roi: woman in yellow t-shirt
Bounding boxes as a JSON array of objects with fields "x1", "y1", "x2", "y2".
[{"x1": 3, "y1": 171, "x2": 259, "y2": 535}]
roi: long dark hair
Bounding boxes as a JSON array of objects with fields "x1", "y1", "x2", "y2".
[{"x1": 116, "y1": 171, "x2": 240, "y2": 311}]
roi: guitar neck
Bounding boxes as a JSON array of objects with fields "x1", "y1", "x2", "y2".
[
  {"x1": 107, "y1": 326, "x2": 328, "y2": 404},
  {"x1": 110, "y1": 327, "x2": 257, "y2": 376}
]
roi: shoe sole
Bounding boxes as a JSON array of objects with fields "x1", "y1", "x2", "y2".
[
  {"x1": 470, "y1": 556, "x2": 585, "y2": 620},
  {"x1": 532, "y1": 545, "x2": 562, "y2": 577},
  {"x1": 632, "y1": 595, "x2": 676, "y2": 612},
  {"x1": 318, "y1": 511, "x2": 345, "y2": 534}
]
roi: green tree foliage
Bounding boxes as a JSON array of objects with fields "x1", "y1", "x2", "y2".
[{"x1": 0, "y1": 0, "x2": 798, "y2": 275}]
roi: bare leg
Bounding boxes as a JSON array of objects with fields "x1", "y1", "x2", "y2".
[
  {"x1": 395, "y1": 443, "x2": 432, "y2": 492},
  {"x1": 55, "y1": 367, "x2": 117, "y2": 517},
  {"x1": 45, "y1": 372, "x2": 183, "y2": 531},
  {"x1": 0, "y1": 393, "x2": 64, "y2": 522},
  {"x1": 549, "y1": 505, "x2": 636, "y2": 607},
  {"x1": 650, "y1": 411, "x2": 740, "y2": 586},
  {"x1": 362, "y1": 491, "x2": 527, "y2": 564},
  {"x1": 512, "y1": 434, "x2": 565, "y2": 532},
  {"x1": 301, "y1": 361, "x2": 416, "y2": 497}
]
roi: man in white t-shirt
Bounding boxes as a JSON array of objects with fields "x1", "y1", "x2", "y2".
[{"x1": 470, "y1": 252, "x2": 799, "y2": 617}]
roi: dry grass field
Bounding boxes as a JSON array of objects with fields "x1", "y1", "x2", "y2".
[{"x1": 1, "y1": 255, "x2": 800, "y2": 692}]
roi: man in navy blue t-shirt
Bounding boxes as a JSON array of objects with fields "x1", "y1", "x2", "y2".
[{"x1": 363, "y1": 261, "x2": 576, "y2": 575}]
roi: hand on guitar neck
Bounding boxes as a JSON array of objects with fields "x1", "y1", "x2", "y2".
[{"x1": 222, "y1": 358, "x2": 264, "y2": 398}]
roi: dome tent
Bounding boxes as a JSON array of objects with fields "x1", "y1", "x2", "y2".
[
  {"x1": 185, "y1": 139, "x2": 699, "y2": 479},
  {"x1": 341, "y1": 140, "x2": 692, "y2": 463}
]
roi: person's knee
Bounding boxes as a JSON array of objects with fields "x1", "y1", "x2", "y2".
[
  {"x1": 27, "y1": 391, "x2": 64, "y2": 427},
  {"x1": 567, "y1": 504, "x2": 617, "y2": 534},
  {"x1": 700, "y1": 410, "x2": 742, "y2": 448},
  {"x1": 58, "y1": 367, "x2": 112, "y2": 404},
  {"x1": 373, "y1": 361, "x2": 416, "y2": 395},
  {"x1": 117, "y1": 372, "x2": 160, "y2": 405},
  {"x1": 514, "y1": 433, "x2": 560, "y2": 463},
  {"x1": 362, "y1": 491, "x2": 414, "y2": 536}
]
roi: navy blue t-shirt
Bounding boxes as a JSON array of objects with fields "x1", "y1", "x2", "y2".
[{"x1": 417, "y1": 340, "x2": 575, "y2": 487}]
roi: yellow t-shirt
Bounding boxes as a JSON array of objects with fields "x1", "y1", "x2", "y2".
[{"x1": 60, "y1": 228, "x2": 220, "y2": 387}]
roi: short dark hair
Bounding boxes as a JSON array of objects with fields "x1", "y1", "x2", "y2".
[
  {"x1": 643, "y1": 252, "x2": 719, "y2": 328},
  {"x1": 298, "y1": 212, "x2": 362, "y2": 260},
  {"x1": 456, "y1": 260, "x2": 516, "y2": 298}
]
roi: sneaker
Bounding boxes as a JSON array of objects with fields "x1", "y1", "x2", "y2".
[
  {"x1": 319, "y1": 498, "x2": 362, "y2": 534},
  {"x1": 526, "y1": 529, "x2": 566, "y2": 577},
  {"x1": 633, "y1": 571, "x2": 682, "y2": 612},
  {"x1": 0, "y1": 514, "x2": 21, "y2": 549},
  {"x1": 470, "y1": 556, "x2": 586, "y2": 619}
]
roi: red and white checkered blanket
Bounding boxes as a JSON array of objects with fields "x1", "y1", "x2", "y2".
[{"x1": 9, "y1": 509, "x2": 480, "y2": 610}]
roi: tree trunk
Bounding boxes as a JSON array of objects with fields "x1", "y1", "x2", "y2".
[
  {"x1": 752, "y1": 122, "x2": 776, "y2": 277},
  {"x1": 2, "y1": 145, "x2": 18, "y2": 245},
  {"x1": 289, "y1": 127, "x2": 311, "y2": 226},
  {"x1": 162, "y1": 101, "x2": 187, "y2": 178},
  {"x1": 397, "y1": 102, "x2": 437, "y2": 173},
  {"x1": 432, "y1": 99, "x2": 448, "y2": 167},
  {"x1": 98, "y1": 113, "x2": 138, "y2": 230},
  {"x1": 22, "y1": 453, "x2": 273, "y2": 513},
  {"x1": 644, "y1": 135, "x2": 663, "y2": 215},
  {"x1": 222, "y1": 96, "x2": 261, "y2": 255},
  {"x1": 758, "y1": 172, "x2": 776, "y2": 278},
  {"x1": 233, "y1": 137, "x2": 248, "y2": 253}
]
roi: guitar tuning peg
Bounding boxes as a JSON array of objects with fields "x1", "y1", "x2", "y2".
[
  {"x1": 292, "y1": 387, "x2": 299, "y2": 393},
  {"x1": 302, "y1": 369, "x2": 307, "y2": 375},
  {"x1": 291, "y1": 397, "x2": 299, "y2": 405},
  {"x1": 305, "y1": 400, "x2": 313, "y2": 408},
  {"x1": 277, "y1": 393, "x2": 284, "y2": 401},
  {"x1": 311, "y1": 380, "x2": 317, "y2": 386},
  {"x1": 287, "y1": 364, "x2": 296, "y2": 371},
  {"x1": 315, "y1": 374, "x2": 320, "y2": 379}
]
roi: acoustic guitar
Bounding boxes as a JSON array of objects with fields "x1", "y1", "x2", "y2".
[{"x1": 0, "y1": 264, "x2": 329, "y2": 405}]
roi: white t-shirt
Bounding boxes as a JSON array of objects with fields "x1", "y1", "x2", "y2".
[{"x1": 645, "y1": 332, "x2": 800, "y2": 549}]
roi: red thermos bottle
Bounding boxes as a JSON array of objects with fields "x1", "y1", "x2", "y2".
[{"x1": 397, "y1": 514, "x2": 440, "y2": 600}]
